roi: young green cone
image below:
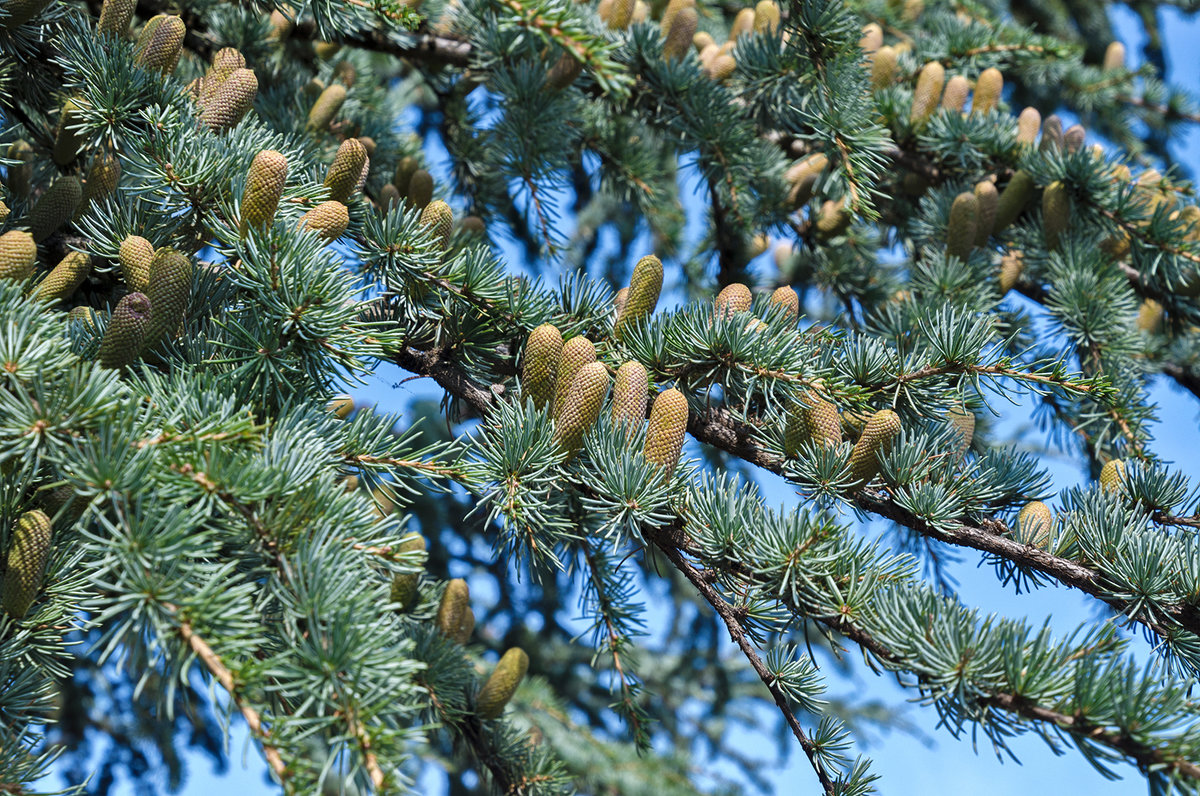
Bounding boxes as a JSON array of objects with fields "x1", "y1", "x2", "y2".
[
  {"x1": 994, "y1": 170, "x2": 1035, "y2": 232},
  {"x1": 420, "y1": 200, "x2": 453, "y2": 250},
  {"x1": 53, "y1": 98, "x2": 87, "y2": 167},
  {"x1": 29, "y1": 176, "x2": 83, "y2": 243},
  {"x1": 753, "y1": 0, "x2": 779, "y2": 33},
  {"x1": 946, "y1": 405, "x2": 974, "y2": 456},
  {"x1": 389, "y1": 533, "x2": 426, "y2": 612},
  {"x1": 118, "y1": 235, "x2": 154, "y2": 292},
  {"x1": 1017, "y1": 501, "x2": 1053, "y2": 548},
  {"x1": 973, "y1": 180, "x2": 998, "y2": 246},
  {"x1": 34, "y1": 251, "x2": 90, "y2": 302},
  {"x1": 200, "y1": 68, "x2": 258, "y2": 131},
  {"x1": 940, "y1": 75, "x2": 969, "y2": 112},
  {"x1": 198, "y1": 48, "x2": 247, "y2": 107},
  {"x1": 1042, "y1": 180, "x2": 1070, "y2": 251},
  {"x1": 769, "y1": 286, "x2": 799, "y2": 326},
  {"x1": 814, "y1": 200, "x2": 852, "y2": 240},
  {"x1": 785, "y1": 153, "x2": 828, "y2": 207},
  {"x1": 870, "y1": 45, "x2": 898, "y2": 91},
  {"x1": 324, "y1": 138, "x2": 368, "y2": 203},
  {"x1": 0, "y1": 231, "x2": 37, "y2": 281},
  {"x1": 784, "y1": 390, "x2": 840, "y2": 455},
  {"x1": 611, "y1": 361, "x2": 649, "y2": 429},
  {"x1": 663, "y1": 7, "x2": 697, "y2": 61},
  {"x1": 477, "y1": 648, "x2": 530, "y2": 719},
  {"x1": 946, "y1": 192, "x2": 979, "y2": 261},
  {"x1": 7, "y1": 140, "x2": 33, "y2": 198},
  {"x1": 553, "y1": 361, "x2": 610, "y2": 458},
  {"x1": 971, "y1": 67, "x2": 1002, "y2": 114},
  {"x1": 713, "y1": 283, "x2": 752, "y2": 319},
  {"x1": 2, "y1": 510, "x2": 53, "y2": 619},
  {"x1": 393, "y1": 157, "x2": 418, "y2": 196},
  {"x1": 1103, "y1": 41, "x2": 1126, "y2": 72},
  {"x1": 909, "y1": 62, "x2": 945, "y2": 127},
  {"x1": 406, "y1": 169, "x2": 434, "y2": 210},
  {"x1": 98, "y1": 292, "x2": 151, "y2": 369},
  {"x1": 613, "y1": 254, "x2": 663, "y2": 340},
  {"x1": 1137, "y1": 298, "x2": 1164, "y2": 334},
  {"x1": 240, "y1": 150, "x2": 289, "y2": 235},
  {"x1": 306, "y1": 84, "x2": 347, "y2": 132},
  {"x1": 1016, "y1": 107, "x2": 1041, "y2": 146},
  {"x1": 135, "y1": 14, "x2": 185, "y2": 73},
  {"x1": 552, "y1": 335, "x2": 596, "y2": 414},
  {"x1": 846, "y1": 409, "x2": 901, "y2": 487},
  {"x1": 1099, "y1": 459, "x2": 1126, "y2": 492},
  {"x1": 643, "y1": 388, "x2": 688, "y2": 474},
  {"x1": 998, "y1": 249, "x2": 1024, "y2": 294},
  {"x1": 144, "y1": 248, "x2": 193, "y2": 348},
  {"x1": 97, "y1": 0, "x2": 136, "y2": 36},
  {"x1": 436, "y1": 579, "x2": 472, "y2": 643},
  {"x1": 299, "y1": 201, "x2": 350, "y2": 240},
  {"x1": 80, "y1": 151, "x2": 121, "y2": 214},
  {"x1": 1039, "y1": 114, "x2": 1063, "y2": 152},
  {"x1": 521, "y1": 324, "x2": 564, "y2": 410}
]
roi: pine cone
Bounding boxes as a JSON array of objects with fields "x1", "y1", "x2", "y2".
[
  {"x1": 973, "y1": 181, "x2": 997, "y2": 246},
  {"x1": 7, "y1": 140, "x2": 33, "y2": 198},
  {"x1": 946, "y1": 405, "x2": 974, "y2": 456},
  {"x1": 1063, "y1": 125, "x2": 1085, "y2": 154},
  {"x1": 1042, "y1": 180, "x2": 1070, "y2": 251},
  {"x1": 1039, "y1": 115, "x2": 1063, "y2": 152},
  {"x1": 299, "y1": 201, "x2": 350, "y2": 240},
  {"x1": 436, "y1": 578, "x2": 471, "y2": 642},
  {"x1": 420, "y1": 200, "x2": 453, "y2": 250},
  {"x1": 611, "y1": 361, "x2": 649, "y2": 429},
  {"x1": 521, "y1": 324, "x2": 564, "y2": 410},
  {"x1": 785, "y1": 153, "x2": 828, "y2": 207},
  {"x1": 846, "y1": 409, "x2": 901, "y2": 487},
  {"x1": 378, "y1": 183, "x2": 401, "y2": 211},
  {"x1": 1099, "y1": 459, "x2": 1126, "y2": 492},
  {"x1": 1016, "y1": 501, "x2": 1053, "y2": 548},
  {"x1": 972, "y1": 68, "x2": 1002, "y2": 114},
  {"x1": 946, "y1": 192, "x2": 979, "y2": 261},
  {"x1": 553, "y1": 361, "x2": 609, "y2": 457},
  {"x1": 34, "y1": 251, "x2": 90, "y2": 302},
  {"x1": 998, "y1": 249, "x2": 1024, "y2": 294},
  {"x1": 714, "y1": 283, "x2": 752, "y2": 319},
  {"x1": 784, "y1": 390, "x2": 840, "y2": 455},
  {"x1": 53, "y1": 98, "x2": 87, "y2": 167},
  {"x1": 859, "y1": 23, "x2": 882, "y2": 53},
  {"x1": 98, "y1": 291, "x2": 151, "y2": 369},
  {"x1": 477, "y1": 648, "x2": 530, "y2": 719},
  {"x1": 753, "y1": 0, "x2": 779, "y2": 33},
  {"x1": 97, "y1": 0, "x2": 135, "y2": 35},
  {"x1": 1103, "y1": 41, "x2": 1125, "y2": 71},
  {"x1": 768, "y1": 286, "x2": 799, "y2": 326},
  {"x1": 144, "y1": 248, "x2": 193, "y2": 348},
  {"x1": 393, "y1": 157, "x2": 418, "y2": 195},
  {"x1": 240, "y1": 150, "x2": 289, "y2": 235},
  {"x1": 135, "y1": 14, "x2": 185, "y2": 74},
  {"x1": 406, "y1": 169, "x2": 434, "y2": 210},
  {"x1": 324, "y1": 138, "x2": 368, "y2": 203},
  {"x1": 119, "y1": 235, "x2": 154, "y2": 292},
  {"x1": 607, "y1": 0, "x2": 634, "y2": 28},
  {"x1": 614, "y1": 254, "x2": 663, "y2": 340},
  {"x1": 1137, "y1": 298, "x2": 1164, "y2": 334},
  {"x1": 1016, "y1": 107, "x2": 1041, "y2": 146},
  {"x1": 663, "y1": 7, "x2": 697, "y2": 61},
  {"x1": 389, "y1": 533, "x2": 426, "y2": 612},
  {"x1": 198, "y1": 48, "x2": 247, "y2": 107},
  {"x1": 552, "y1": 335, "x2": 597, "y2": 414},
  {"x1": 29, "y1": 176, "x2": 83, "y2": 243},
  {"x1": 870, "y1": 46, "x2": 897, "y2": 91},
  {"x1": 814, "y1": 200, "x2": 852, "y2": 239},
  {"x1": 909, "y1": 62, "x2": 945, "y2": 127},
  {"x1": 994, "y1": 170, "x2": 1034, "y2": 232},
  {"x1": 941, "y1": 75, "x2": 969, "y2": 112},
  {"x1": 201, "y1": 68, "x2": 258, "y2": 132},
  {"x1": 306, "y1": 84, "x2": 347, "y2": 132},
  {"x1": 0, "y1": 231, "x2": 37, "y2": 281},
  {"x1": 80, "y1": 150, "x2": 121, "y2": 212},
  {"x1": 643, "y1": 388, "x2": 688, "y2": 474},
  {"x1": 2, "y1": 510, "x2": 53, "y2": 619}
]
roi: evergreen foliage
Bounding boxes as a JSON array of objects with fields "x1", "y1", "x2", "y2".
[{"x1": 5, "y1": 0, "x2": 1200, "y2": 794}]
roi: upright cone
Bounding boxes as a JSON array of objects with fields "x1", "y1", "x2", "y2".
[
  {"x1": 553, "y1": 361, "x2": 610, "y2": 457},
  {"x1": 119, "y1": 235, "x2": 154, "y2": 292},
  {"x1": 769, "y1": 286, "x2": 799, "y2": 326},
  {"x1": 200, "y1": 68, "x2": 258, "y2": 131},
  {"x1": 909, "y1": 62, "x2": 945, "y2": 127},
  {"x1": 420, "y1": 200, "x2": 453, "y2": 250},
  {"x1": 714, "y1": 283, "x2": 752, "y2": 319},
  {"x1": 994, "y1": 170, "x2": 1035, "y2": 232},
  {"x1": 643, "y1": 388, "x2": 688, "y2": 475},
  {"x1": 98, "y1": 292, "x2": 151, "y2": 369},
  {"x1": 240, "y1": 150, "x2": 289, "y2": 235},
  {"x1": 299, "y1": 201, "x2": 350, "y2": 240},
  {"x1": 1017, "y1": 501, "x2": 1053, "y2": 548},
  {"x1": 1099, "y1": 459, "x2": 1126, "y2": 492},
  {"x1": 29, "y1": 177, "x2": 83, "y2": 243},
  {"x1": 135, "y1": 14, "x2": 185, "y2": 73},
  {"x1": 477, "y1": 648, "x2": 530, "y2": 719},
  {"x1": 552, "y1": 336, "x2": 596, "y2": 414},
  {"x1": 436, "y1": 579, "x2": 472, "y2": 643},
  {"x1": 324, "y1": 138, "x2": 368, "y2": 203},
  {"x1": 614, "y1": 254, "x2": 663, "y2": 340},
  {"x1": 846, "y1": 409, "x2": 901, "y2": 487},
  {"x1": 98, "y1": 0, "x2": 137, "y2": 36},
  {"x1": 306, "y1": 84, "x2": 347, "y2": 132},
  {"x1": 521, "y1": 324, "x2": 564, "y2": 410},
  {"x1": 946, "y1": 192, "x2": 979, "y2": 261},
  {"x1": 144, "y1": 248, "x2": 193, "y2": 348},
  {"x1": 2, "y1": 510, "x2": 53, "y2": 620},
  {"x1": 1042, "y1": 181, "x2": 1070, "y2": 251},
  {"x1": 784, "y1": 389, "x2": 840, "y2": 455},
  {"x1": 0, "y1": 231, "x2": 37, "y2": 281},
  {"x1": 971, "y1": 68, "x2": 1002, "y2": 114},
  {"x1": 611, "y1": 361, "x2": 649, "y2": 429},
  {"x1": 34, "y1": 251, "x2": 90, "y2": 302}
]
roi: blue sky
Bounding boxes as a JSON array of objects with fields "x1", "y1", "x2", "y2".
[{"x1": 45, "y1": 5, "x2": 1200, "y2": 795}]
